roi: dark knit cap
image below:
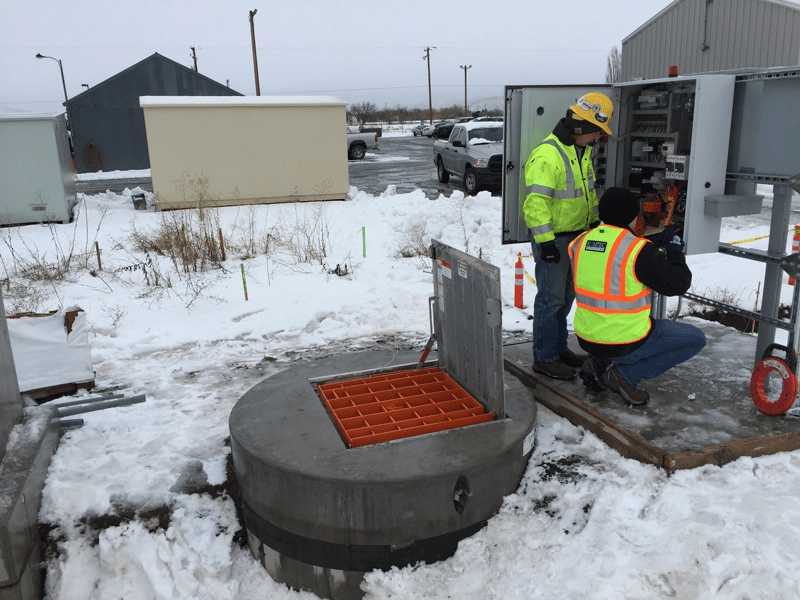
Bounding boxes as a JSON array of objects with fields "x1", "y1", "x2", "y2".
[
  {"x1": 565, "y1": 109, "x2": 603, "y2": 136},
  {"x1": 599, "y1": 187, "x2": 640, "y2": 227}
]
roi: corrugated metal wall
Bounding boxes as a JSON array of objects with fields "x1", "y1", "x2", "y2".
[
  {"x1": 66, "y1": 54, "x2": 241, "y2": 173},
  {"x1": 622, "y1": 0, "x2": 800, "y2": 81}
]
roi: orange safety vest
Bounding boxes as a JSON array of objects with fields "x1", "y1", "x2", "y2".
[{"x1": 568, "y1": 225, "x2": 652, "y2": 345}]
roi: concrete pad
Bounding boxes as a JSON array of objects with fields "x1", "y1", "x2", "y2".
[{"x1": 503, "y1": 318, "x2": 800, "y2": 472}]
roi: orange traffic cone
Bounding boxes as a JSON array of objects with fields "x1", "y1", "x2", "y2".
[{"x1": 514, "y1": 253, "x2": 524, "y2": 309}]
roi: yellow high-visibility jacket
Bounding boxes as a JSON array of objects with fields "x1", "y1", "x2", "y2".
[
  {"x1": 523, "y1": 133, "x2": 599, "y2": 244},
  {"x1": 568, "y1": 225, "x2": 652, "y2": 345}
]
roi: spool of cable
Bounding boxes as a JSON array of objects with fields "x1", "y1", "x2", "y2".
[{"x1": 750, "y1": 353, "x2": 798, "y2": 415}]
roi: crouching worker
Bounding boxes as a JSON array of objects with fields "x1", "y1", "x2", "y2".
[{"x1": 567, "y1": 187, "x2": 706, "y2": 405}]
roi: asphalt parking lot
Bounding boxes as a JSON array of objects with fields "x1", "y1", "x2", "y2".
[
  {"x1": 76, "y1": 135, "x2": 500, "y2": 198},
  {"x1": 348, "y1": 135, "x2": 500, "y2": 198}
]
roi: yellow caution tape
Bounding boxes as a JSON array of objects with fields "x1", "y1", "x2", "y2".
[
  {"x1": 729, "y1": 227, "x2": 797, "y2": 246},
  {"x1": 524, "y1": 269, "x2": 536, "y2": 286},
  {"x1": 729, "y1": 234, "x2": 772, "y2": 245}
]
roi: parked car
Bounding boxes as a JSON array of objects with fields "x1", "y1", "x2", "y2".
[
  {"x1": 431, "y1": 121, "x2": 457, "y2": 139},
  {"x1": 432, "y1": 122, "x2": 504, "y2": 194},
  {"x1": 347, "y1": 132, "x2": 379, "y2": 160},
  {"x1": 411, "y1": 123, "x2": 427, "y2": 136},
  {"x1": 422, "y1": 122, "x2": 443, "y2": 137}
]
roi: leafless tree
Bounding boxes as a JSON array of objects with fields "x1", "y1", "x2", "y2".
[
  {"x1": 348, "y1": 101, "x2": 378, "y2": 125},
  {"x1": 606, "y1": 46, "x2": 622, "y2": 84},
  {"x1": 438, "y1": 104, "x2": 466, "y2": 120}
]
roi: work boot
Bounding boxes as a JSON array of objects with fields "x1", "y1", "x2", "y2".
[
  {"x1": 579, "y1": 356, "x2": 607, "y2": 392},
  {"x1": 532, "y1": 360, "x2": 577, "y2": 381},
  {"x1": 601, "y1": 366, "x2": 649, "y2": 405},
  {"x1": 559, "y1": 350, "x2": 588, "y2": 368}
]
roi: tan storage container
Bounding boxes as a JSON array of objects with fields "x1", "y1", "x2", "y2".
[{"x1": 139, "y1": 96, "x2": 348, "y2": 210}]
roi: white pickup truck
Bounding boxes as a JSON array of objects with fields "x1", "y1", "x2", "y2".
[
  {"x1": 432, "y1": 121, "x2": 504, "y2": 194},
  {"x1": 347, "y1": 132, "x2": 379, "y2": 160}
]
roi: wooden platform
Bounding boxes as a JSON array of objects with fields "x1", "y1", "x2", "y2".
[{"x1": 503, "y1": 318, "x2": 800, "y2": 473}]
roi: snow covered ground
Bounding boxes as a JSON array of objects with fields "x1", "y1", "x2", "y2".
[{"x1": 4, "y1": 181, "x2": 800, "y2": 599}]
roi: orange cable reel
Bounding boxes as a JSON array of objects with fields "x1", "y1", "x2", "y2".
[{"x1": 750, "y1": 343, "x2": 799, "y2": 415}]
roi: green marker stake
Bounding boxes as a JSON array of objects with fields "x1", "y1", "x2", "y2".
[
  {"x1": 362, "y1": 226, "x2": 366, "y2": 258},
  {"x1": 240, "y1": 264, "x2": 249, "y2": 301}
]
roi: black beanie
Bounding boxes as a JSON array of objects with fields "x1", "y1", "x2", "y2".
[
  {"x1": 565, "y1": 109, "x2": 603, "y2": 136},
  {"x1": 599, "y1": 187, "x2": 640, "y2": 227}
]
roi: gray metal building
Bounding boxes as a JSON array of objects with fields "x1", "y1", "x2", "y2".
[
  {"x1": 65, "y1": 53, "x2": 242, "y2": 174},
  {"x1": 621, "y1": 0, "x2": 800, "y2": 81}
]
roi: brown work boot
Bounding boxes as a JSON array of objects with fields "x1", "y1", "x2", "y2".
[
  {"x1": 559, "y1": 350, "x2": 588, "y2": 368},
  {"x1": 579, "y1": 356, "x2": 607, "y2": 392},
  {"x1": 601, "y1": 366, "x2": 649, "y2": 405},
  {"x1": 532, "y1": 360, "x2": 577, "y2": 381}
]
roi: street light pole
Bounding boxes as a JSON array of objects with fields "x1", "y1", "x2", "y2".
[
  {"x1": 36, "y1": 53, "x2": 74, "y2": 154},
  {"x1": 249, "y1": 9, "x2": 261, "y2": 96},
  {"x1": 460, "y1": 65, "x2": 471, "y2": 117}
]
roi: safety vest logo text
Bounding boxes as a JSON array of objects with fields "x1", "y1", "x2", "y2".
[{"x1": 585, "y1": 240, "x2": 607, "y2": 253}]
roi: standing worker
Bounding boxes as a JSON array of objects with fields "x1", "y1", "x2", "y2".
[
  {"x1": 569, "y1": 187, "x2": 706, "y2": 405},
  {"x1": 523, "y1": 92, "x2": 614, "y2": 380}
]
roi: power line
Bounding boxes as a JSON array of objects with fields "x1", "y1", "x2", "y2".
[{"x1": 0, "y1": 44, "x2": 592, "y2": 52}]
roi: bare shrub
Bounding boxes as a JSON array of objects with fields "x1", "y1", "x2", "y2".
[
  {"x1": 1, "y1": 280, "x2": 48, "y2": 314},
  {"x1": 274, "y1": 203, "x2": 331, "y2": 264},
  {"x1": 449, "y1": 194, "x2": 473, "y2": 255},
  {"x1": 130, "y1": 173, "x2": 222, "y2": 273},
  {"x1": 390, "y1": 222, "x2": 431, "y2": 270},
  {"x1": 227, "y1": 205, "x2": 277, "y2": 260}
]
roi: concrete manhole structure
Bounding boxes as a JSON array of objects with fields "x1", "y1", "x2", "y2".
[{"x1": 229, "y1": 242, "x2": 537, "y2": 599}]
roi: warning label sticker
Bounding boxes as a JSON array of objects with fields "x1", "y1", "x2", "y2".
[
  {"x1": 439, "y1": 258, "x2": 452, "y2": 279},
  {"x1": 523, "y1": 427, "x2": 536, "y2": 456},
  {"x1": 458, "y1": 260, "x2": 467, "y2": 278}
]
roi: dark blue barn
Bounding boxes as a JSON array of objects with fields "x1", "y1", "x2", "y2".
[{"x1": 66, "y1": 53, "x2": 242, "y2": 173}]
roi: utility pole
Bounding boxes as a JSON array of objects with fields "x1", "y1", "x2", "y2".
[
  {"x1": 423, "y1": 47, "x2": 434, "y2": 124},
  {"x1": 190, "y1": 47, "x2": 198, "y2": 71},
  {"x1": 460, "y1": 65, "x2": 472, "y2": 116},
  {"x1": 249, "y1": 9, "x2": 261, "y2": 96}
]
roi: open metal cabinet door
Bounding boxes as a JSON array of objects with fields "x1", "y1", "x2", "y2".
[
  {"x1": 502, "y1": 84, "x2": 613, "y2": 245},
  {"x1": 430, "y1": 240, "x2": 504, "y2": 418}
]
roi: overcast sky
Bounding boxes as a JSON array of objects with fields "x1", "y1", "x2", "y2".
[{"x1": 1, "y1": 0, "x2": 673, "y2": 114}]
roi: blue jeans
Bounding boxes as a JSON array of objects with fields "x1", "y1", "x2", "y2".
[
  {"x1": 531, "y1": 233, "x2": 579, "y2": 363},
  {"x1": 594, "y1": 319, "x2": 706, "y2": 387}
]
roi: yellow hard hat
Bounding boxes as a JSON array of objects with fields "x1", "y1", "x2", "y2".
[{"x1": 570, "y1": 92, "x2": 613, "y2": 135}]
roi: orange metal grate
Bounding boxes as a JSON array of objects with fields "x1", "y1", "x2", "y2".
[{"x1": 317, "y1": 367, "x2": 494, "y2": 448}]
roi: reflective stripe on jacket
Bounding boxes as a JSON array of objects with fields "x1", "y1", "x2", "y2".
[
  {"x1": 568, "y1": 225, "x2": 652, "y2": 345},
  {"x1": 522, "y1": 134, "x2": 599, "y2": 244}
]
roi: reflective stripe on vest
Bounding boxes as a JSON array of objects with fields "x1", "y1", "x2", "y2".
[{"x1": 530, "y1": 223, "x2": 554, "y2": 236}]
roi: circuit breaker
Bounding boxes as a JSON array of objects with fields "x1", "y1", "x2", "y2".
[{"x1": 503, "y1": 74, "x2": 740, "y2": 255}]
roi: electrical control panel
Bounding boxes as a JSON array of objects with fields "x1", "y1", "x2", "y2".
[
  {"x1": 603, "y1": 75, "x2": 736, "y2": 254},
  {"x1": 503, "y1": 75, "x2": 737, "y2": 255}
]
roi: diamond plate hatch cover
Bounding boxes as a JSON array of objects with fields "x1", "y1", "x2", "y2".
[{"x1": 430, "y1": 240, "x2": 504, "y2": 418}]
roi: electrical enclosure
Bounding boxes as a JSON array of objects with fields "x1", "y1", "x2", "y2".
[
  {"x1": 0, "y1": 114, "x2": 77, "y2": 225},
  {"x1": 503, "y1": 74, "x2": 738, "y2": 255}
]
